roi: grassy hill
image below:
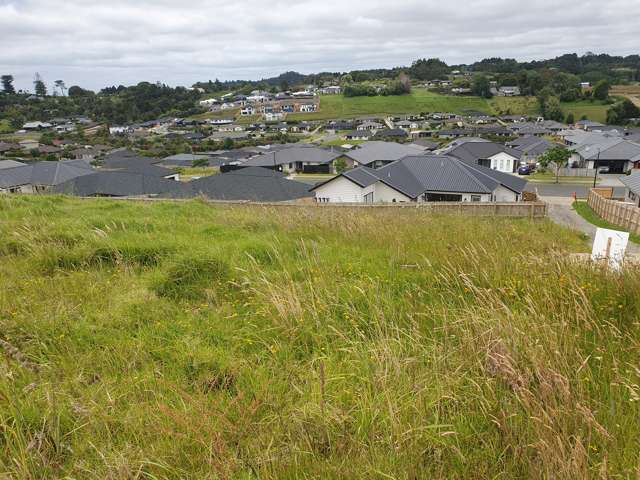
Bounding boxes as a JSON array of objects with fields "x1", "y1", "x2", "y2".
[
  {"x1": 2, "y1": 196, "x2": 639, "y2": 478},
  {"x1": 288, "y1": 89, "x2": 492, "y2": 121}
]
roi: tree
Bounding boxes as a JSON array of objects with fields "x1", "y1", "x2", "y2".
[
  {"x1": 593, "y1": 79, "x2": 610, "y2": 101},
  {"x1": 409, "y1": 58, "x2": 450, "y2": 81},
  {"x1": 54, "y1": 80, "x2": 67, "y2": 96},
  {"x1": 565, "y1": 112, "x2": 575, "y2": 124},
  {"x1": 333, "y1": 157, "x2": 347, "y2": 174},
  {"x1": 68, "y1": 85, "x2": 92, "y2": 97},
  {"x1": 472, "y1": 75, "x2": 492, "y2": 98},
  {"x1": 223, "y1": 138, "x2": 234, "y2": 150},
  {"x1": 538, "y1": 147, "x2": 572, "y2": 183},
  {"x1": 606, "y1": 99, "x2": 640, "y2": 125},
  {"x1": 1, "y1": 75, "x2": 15, "y2": 94},
  {"x1": 543, "y1": 96, "x2": 564, "y2": 121},
  {"x1": 280, "y1": 80, "x2": 289, "y2": 92},
  {"x1": 34, "y1": 73, "x2": 47, "y2": 96}
]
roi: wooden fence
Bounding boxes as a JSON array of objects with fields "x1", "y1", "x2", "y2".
[
  {"x1": 558, "y1": 167, "x2": 597, "y2": 177},
  {"x1": 73, "y1": 195, "x2": 548, "y2": 218},
  {"x1": 588, "y1": 189, "x2": 640, "y2": 234}
]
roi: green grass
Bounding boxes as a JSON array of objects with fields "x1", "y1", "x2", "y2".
[
  {"x1": 175, "y1": 167, "x2": 219, "y2": 181},
  {"x1": 0, "y1": 119, "x2": 15, "y2": 134},
  {"x1": 489, "y1": 96, "x2": 540, "y2": 116},
  {"x1": 1, "y1": 196, "x2": 639, "y2": 478},
  {"x1": 573, "y1": 200, "x2": 640, "y2": 244},
  {"x1": 528, "y1": 171, "x2": 601, "y2": 184},
  {"x1": 288, "y1": 89, "x2": 492, "y2": 121},
  {"x1": 561, "y1": 100, "x2": 610, "y2": 123}
]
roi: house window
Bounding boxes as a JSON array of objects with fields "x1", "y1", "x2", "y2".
[
  {"x1": 363, "y1": 192, "x2": 374, "y2": 203},
  {"x1": 471, "y1": 195, "x2": 481, "y2": 202}
]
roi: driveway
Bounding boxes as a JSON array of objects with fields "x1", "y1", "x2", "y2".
[{"x1": 543, "y1": 196, "x2": 640, "y2": 255}]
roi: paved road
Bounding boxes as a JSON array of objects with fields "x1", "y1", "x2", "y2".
[{"x1": 527, "y1": 183, "x2": 626, "y2": 198}]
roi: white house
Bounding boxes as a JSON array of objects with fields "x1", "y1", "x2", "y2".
[{"x1": 312, "y1": 155, "x2": 527, "y2": 203}]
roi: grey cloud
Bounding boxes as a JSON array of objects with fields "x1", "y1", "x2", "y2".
[{"x1": 1, "y1": 0, "x2": 639, "y2": 90}]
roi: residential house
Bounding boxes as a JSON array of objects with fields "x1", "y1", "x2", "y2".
[
  {"x1": 570, "y1": 136, "x2": 640, "y2": 173},
  {"x1": 344, "y1": 131, "x2": 371, "y2": 141},
  {"x1": 357, "y1": 121, "x2": 384, "y2": 131},
  {"x1": 239, "y1": 145, "x2": 344, "y2": 174},
  {"x1": 0, "y1": 160, "x2": 95, "y2": 194},
  {"x1": 312, "y1": 155, "x2": 527, "y2": 203},
  {"x1": 507, "y1": 136, "x2": 555, "y2": 163},
  {"x1": 620, "y1": 173, "x2": 640, "y2": 207},
  {"x1": 53, "y1": 171, "x2": 183, "y2": 198},
  {"x1": 162, "y1": 167, "x2": 314, "y2": 202},
  {"x1": 374, "y1": 128, "x2": 409, "y2": 140},
  {"x1": 19, "y1": 139, "x2": 40, "y2": 151},
  {"x1": 0, "y1": 160, "x2": 26, "y2": 170},
  {"x1": 447, "y1": 141, "x2": 523, "y2": 173},
  {"x1": 342, "y1": 141, "x2": 424, "y2": 169}
]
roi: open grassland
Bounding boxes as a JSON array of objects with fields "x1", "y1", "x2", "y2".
[
  {"x1": 1, "y1": 196, "x2": 640, "y2": 479},
  {"x1": 611, "y1": 85, "x2": 640, "y2": 108},
  {"x1": 0, "y1": 119, "x2": 15, "y2": 134},
  {"x1": 288, "y1": 90, "x2": 492, "y2": 121},
  {"x1": 489, "y1": 96, "x2": 539, "y2": 116},
  {"x1": 560, "y1": 100, "x2": 610, "y2": 123}
]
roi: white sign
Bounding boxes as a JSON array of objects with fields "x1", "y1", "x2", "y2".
[{"x1": 591, "y1": 228, "x2": 629, "y2": 270}]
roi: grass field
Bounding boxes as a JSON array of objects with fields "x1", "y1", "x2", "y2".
[
  {"x1": 489, "y1": 96, "x2": 539, "y2": 116},
  {"x1": 560, "y1": 100, "x2": 610, "y2": 123},
  {"x1": 288, "y1": 90, "x2": 492, "y2": 121},
  {"x1": 1, "y1": 196, "x2": 639, "y2": 478}
]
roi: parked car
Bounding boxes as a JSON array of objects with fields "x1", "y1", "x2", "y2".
[
  {"x1": 597, "y1": 166, "x2": 610, "y2": 174},
  {"x1": 518, "y1": 165, "x2": 532, "y2": 175}
]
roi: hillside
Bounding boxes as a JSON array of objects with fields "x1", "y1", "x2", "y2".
[{"x1": 1, "y1": 196, "x2": 639, "y2": 478}]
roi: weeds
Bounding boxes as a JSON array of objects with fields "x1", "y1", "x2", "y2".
[{"x1": 0, "y1": 196, "x2": 638, "y2": 478}]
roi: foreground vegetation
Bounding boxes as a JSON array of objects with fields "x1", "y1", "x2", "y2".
[{"x1": 1, "y1": 196, "x2": 639, "y2": 478}]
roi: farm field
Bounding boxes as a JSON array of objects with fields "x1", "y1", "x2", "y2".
[{"x1": 1, "y1": 196, "x2": 639, "y2": 478}]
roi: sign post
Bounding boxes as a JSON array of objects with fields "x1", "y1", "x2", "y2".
[{"x1": 591, "y1": 228, "x2": 629, "y2": 271}]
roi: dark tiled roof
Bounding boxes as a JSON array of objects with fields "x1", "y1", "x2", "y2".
[
  {"x1": 448, "y1": 142, "x2": 523, "y2": 163},
  {"x1": 0, "y1": 161, "x2": 95, "y2": 188},
  {"x1": 53, "y1": 171, "x2": 182, "y2": 197},
  {"x1": 163, "y1": 167, "x2": 313, "y2": 202}
]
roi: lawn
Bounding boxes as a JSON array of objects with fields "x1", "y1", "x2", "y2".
[
  {"x1": 1, "y1": 196, "x2": 639, "y2": 478},
  {"x1": 573, "y1": 200, "x2": 640, "y2": 244},
  {"x1": 288, "y1": 89, "x2": 492, "y2": 121},
  {"x1": 528, "y1": 171, "x2": 600, "y2": 184},
  {"x1": 175, "y1": 167, "x2": 219, "y2": 182},
  {"x1": 489, "y1": 96, "x2": 539, "y2": 116},
  {"x1": 560, "y1": 100, "x2": 610, "y2": 123}
]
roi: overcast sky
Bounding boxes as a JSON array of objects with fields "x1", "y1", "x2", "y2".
[{"x1": 1, "y1": 0, "x2": 639, "y2": 92}]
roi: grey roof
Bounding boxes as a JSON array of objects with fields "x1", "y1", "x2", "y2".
[
  {"x1": 53, "y1": 171, "x2": 183, "y2": 197},
  {"x1": 507, "y1": 136, "x2": 555, "y2": 157},
  {"x1": 621, "y1": 172, "x2": 640, "y2": 196},
  {"x1": 241, "y1": 146, "x2": 342, "y2": 167},
  {"x1": 447, "y1": 142, "x2": 523, "y2": 164},
  {"x1": 344, "y1": 141, "x2": 424, "y2": 166},
  {"x1": 0, "y1": 161, "x2": 95, "y2": 189},
  {"x1": 0, "y1": 160, "x2": 26, "y2": 170},
  {"x1": 374, "y1": 128, "x2": 409, "y2": 138},
  {"x1": 574, "y1": 137, "x2": 640, "y2": 161},
  {"x1": 410, "y1": 139, "x2": 439, "y2": 150},
  {"x1": 102, "y1": 149, "x2": 161, "y2": 169},
  {"x1": 163, "y1": 167, "x2": 313, "y2": 202},
  {"x1": 313, "y1": 155, "x2": 527, "y2": 198},
  {"x1": 158, "y1": 153, "x2": 220, "y2": 168}
]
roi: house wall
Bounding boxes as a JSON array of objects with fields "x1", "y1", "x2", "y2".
[
  {"x1": 492, "y1": 185, "x2": 519, "y2": 202},
  {"x1": 489, "y1": 152, "x2": 517, "y2": 173},
  {"x1": 314, "y1": 176, "x2": 365, "y2": 203},
  {"x1": 373, "y1": 182, "x2": 412, "y2": 203}
]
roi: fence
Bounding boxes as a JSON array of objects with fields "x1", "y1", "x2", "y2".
[
  {"x1": 588, "y1": 189, "x2": 640, "y2": 235},
  {"x1": 558, "y1": 167, "x2": 597, "y2": 177},
  {"x1": 73, "y1": 196, "x2": 548, "y2": 218}
]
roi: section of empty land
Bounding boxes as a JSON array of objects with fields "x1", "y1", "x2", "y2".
[{"x1": 1, "y1": 196, "x2": 639, "y2": 479}]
